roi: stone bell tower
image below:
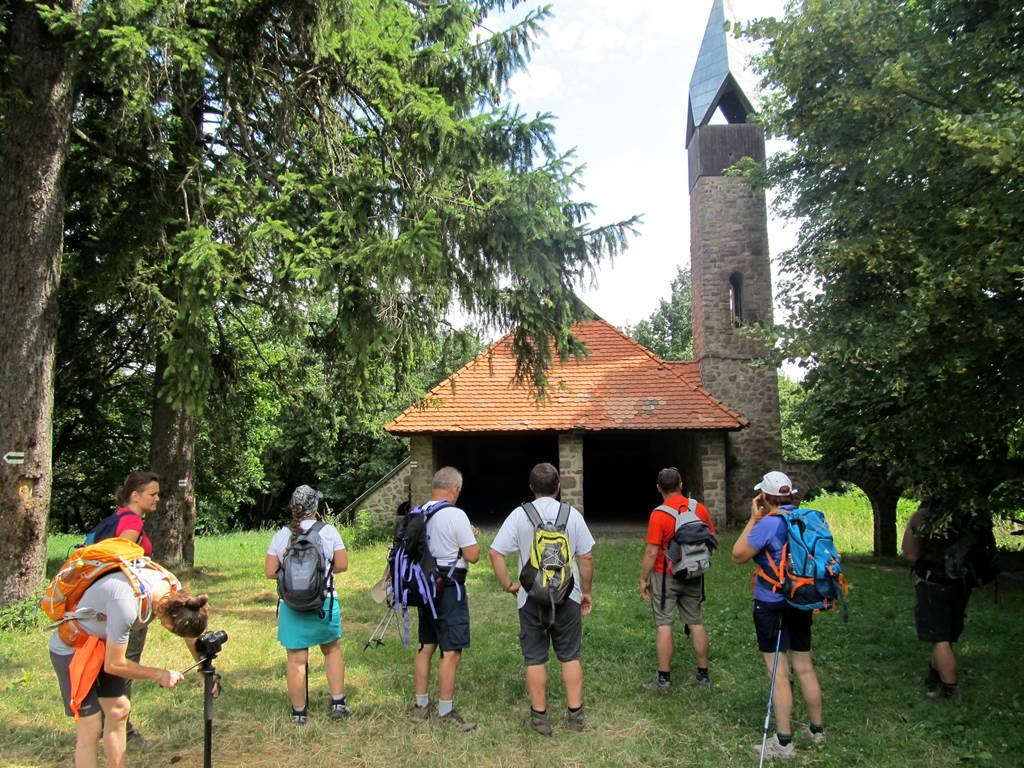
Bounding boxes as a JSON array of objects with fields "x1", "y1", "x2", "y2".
[{"x1": 687, "y1": 0, "x2": 782, "y2": 523}]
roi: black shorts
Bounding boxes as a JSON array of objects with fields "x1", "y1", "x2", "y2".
[
  {"x1": 51, "y1": 650, "x2": 129, "y2": 718},
  {"x1": 518, "y1": 598, "x2": 582, "y2": 665},
  {"x1": 418, "y1": 583, "x2": 470, "y2": 652},
  {"x1": 753, "y1": 600, "x2": 812, "y2": 653},
  {"x1": 915, "y1": 580, "x2": 968, "y2": 643}
]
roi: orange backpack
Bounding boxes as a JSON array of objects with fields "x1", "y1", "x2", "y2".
[{"x1": 41, "y1": 538, "x2": 179, "y2": 647}]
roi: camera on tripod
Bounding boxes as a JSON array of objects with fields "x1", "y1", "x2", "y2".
[{"x1": 195, "y1": 629, "x2": 228, "y2": 658}]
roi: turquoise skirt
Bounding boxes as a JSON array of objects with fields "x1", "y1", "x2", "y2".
[{"x1": 277, "y1": 598, "x2": 342, "y2": 650}]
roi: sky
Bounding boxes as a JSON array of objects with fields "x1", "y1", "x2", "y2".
[{"x1": 487, "y1": 0, "x2": 795, "y2": 331}]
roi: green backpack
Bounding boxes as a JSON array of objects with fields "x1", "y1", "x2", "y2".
[{"x1": 519, "y1": 501, "x2": 574, "y2": 619}]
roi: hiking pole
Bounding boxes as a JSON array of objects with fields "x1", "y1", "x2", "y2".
[
  {"x1": 759, "y1": 615, "x2": 785, "y2": 768},
  {"x1": 364, "y1": 605, "x2": 398, "y2": 650}
]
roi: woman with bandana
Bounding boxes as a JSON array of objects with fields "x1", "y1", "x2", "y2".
[{"x1": 265, "y1": 485, "x2": 350, "y2": 724}]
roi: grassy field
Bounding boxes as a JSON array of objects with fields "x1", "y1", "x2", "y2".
[{"x1": 2, "y1": 491, "x2": 1023, "y2": 768}]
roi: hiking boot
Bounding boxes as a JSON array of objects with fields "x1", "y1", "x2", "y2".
[
  {"x1": 565, "y1": 708, "x2": 587, "y2": 733},
  {"x1": 408, "y1": 704, "x2": 431, "y2": 725},
  {"x1": 804, "y1": 725, "x2": 826, "y2": 747},
  {"x1": 126, "y1": 729, "x2": 157, "y2": 750},
  {"x1": 642, "y1": 675, "x2": 672, "y2": 691},
  {"x1": 528, "y1": 710, "x2": 553, "y2": 737},
  {"x1": 926, "y1": 683, "x2": 961, "y2": 702},
  {"x1": 290, "y1": 709, "x2": 308, "y2": 726},
  {"x1": 693, "y1": 669, "x2": 711, "y2": 687},
  {"x1": 752, "y1": 734, "x2": 796, "y2": 760},
  {"x1": 329, "y1": 699, "x2": 351, "y2": 719},
  {"x1": 436, "y1": 708, "x2": 477, "y2": 732}
]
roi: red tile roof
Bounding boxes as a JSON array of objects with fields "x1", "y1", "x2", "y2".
[{"x1": 386, "y1": 319, "x2": 747, "y2": 434}]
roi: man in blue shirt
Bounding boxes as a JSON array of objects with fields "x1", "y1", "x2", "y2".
[{"x1": 732, "y1": 471, "x2": 825, "y2": 759}]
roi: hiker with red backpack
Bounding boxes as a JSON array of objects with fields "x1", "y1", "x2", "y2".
[
  {"x1": 639, "y1": 467, "x2": 717, "y2": 690},
  {"x1": 264, "y1": 485, "x2": 350, "y2": 724},
  {"x1": 732, "y1": 471, "x2": 828, "y2": 760},
  {"x1": 44, "y1": 540, "x2": 208, "y2": 768},
  {"x1": 401, "y1": 466, "x2": 480, "y2": 731}
]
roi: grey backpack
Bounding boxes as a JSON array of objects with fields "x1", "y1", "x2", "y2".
[
  {"x1": 276, "y1": 521, "x2": 332, "y2": 615},
  {"x1": 657, "y1": 499, "x2": 717, "y2": 579}
]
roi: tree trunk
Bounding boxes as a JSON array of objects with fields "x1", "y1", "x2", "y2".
[
  {"x1": 850, "y1": 469, "x2": 904, "y2": 557},
  {"x1": 147, "y1": 352, "x2": 197, "y2": 567},
  {"x1": 0, "y1": 0, "x2": 77, "y2": 607}
]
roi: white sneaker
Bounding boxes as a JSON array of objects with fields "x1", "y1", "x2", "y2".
[
  {"x1": 752, "y1": 734, "x2": 797, "y2": 759},
  {"x1": 804, "y1": 724, "x2": 826, "y2": 746}
]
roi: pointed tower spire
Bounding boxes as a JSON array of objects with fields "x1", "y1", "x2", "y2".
[{"x1": 686, "y1": 0, "x2": 760, "y2": 147}]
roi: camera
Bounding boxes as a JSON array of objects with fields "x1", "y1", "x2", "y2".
[{"x1": 195, "y1": 629, "x2": 229, "y2": 657}]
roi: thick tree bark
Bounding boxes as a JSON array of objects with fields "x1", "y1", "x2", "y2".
[
  {"x1": 147, "y1": 352, "x2": 197, "y2": 567},
  {"x1": 0, "y1": 0, "x2": 77, "y2": 607},
  {"x1": 850, "y1": 468, "x2": 904, "y2": 557}
]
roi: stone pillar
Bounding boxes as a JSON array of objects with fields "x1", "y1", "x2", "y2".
[
  {"x1": 557, "y1": 432, "x2": 584, "y2": 512},
  {"x1": 697, "y1": 432, "x2": 728, "y2": 529},
  {"x1": 409, "y1": 435, "x2": 435, "y2": 505},
  {"x1": 689, "y1": 124, "x2": 782, "y2": 524}
]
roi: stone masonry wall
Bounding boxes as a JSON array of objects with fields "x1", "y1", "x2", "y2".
[
  {"x1": 558, "y1": 432, "x2": 584, "y2": 512},
  {"x1": 697, "y1": 431, "x2": 728, "y2": 529},
  {"x1": 409, "y1": 435, "x2": 435, "y2": 508},
  {"x1": 690, "y1": 125, "x2": 783, "y2": 524},
  {"x1": 352, "y1": 461, "x2": 412, "y2": 528}
]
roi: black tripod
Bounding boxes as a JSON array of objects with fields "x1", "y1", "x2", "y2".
[
  {"x1": 183, "y1": 630, "x2": 228, "y2": 768},
  {"x1": 201, "y1": 655, "x2": 219, "y2": 768}
]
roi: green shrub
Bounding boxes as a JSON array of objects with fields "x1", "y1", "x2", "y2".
[{"x1": 0, "y1": 590, "x2": 43, "y2": 633}]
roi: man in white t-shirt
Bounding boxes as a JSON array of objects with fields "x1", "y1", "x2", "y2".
[
  {"x1": 408, "y1": 466, "x2": 480, "y2": 731},
  {"x1": 489, "y1": 463, "x2": 595, "y2": 736}
]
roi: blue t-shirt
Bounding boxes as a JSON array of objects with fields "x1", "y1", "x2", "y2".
[{"x1": 747, "y1": 515, "x2": 787, "y2": 603}]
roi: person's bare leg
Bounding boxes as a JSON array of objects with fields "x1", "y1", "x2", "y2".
[
  {"x1": 321, "y1": 640, "x2": 345, "y2": 698},
  {"x1": 526, "y1": 664, "x2": 548, "y2": 711},
  {"x1": 560, "y1": 660, "x2": 583, "y2": 709},
  {"x1": 655, "y1": 625, "x2": 674, "y2": 671},
  {"x1": 98, "y1": 695, "x2": 130, "y2": 768},
  {"x1": 790, "y1": 651, "x2": 822, "y2": 725},
  {"x1": 689, "y1": 624, "x2": 710, "y2": 669},
  {"x1": 763, "y1": 652, "x2": 793, "y2": 735},
  {"x1": 73, "y1": 712, "x2": 102, "y2": 768},
  {"x1": 286, "y1": 648, "x2": 310, "y2": 709},
  {"x1": 932, "y1": 642, "x2": 957, "y2": 684},
  {"x1": 414, "y1": 643, "x2": 436, "y2": 697}
]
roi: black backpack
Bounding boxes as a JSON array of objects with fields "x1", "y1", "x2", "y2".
[
  {"x1": 388, "y1": 501, "x2": 451, "y2": 640},
  {"x1": 276, "y1": 521, "x2": 332, "y2": 615},
  {"x1": 942, "y1": 519, "x2": 999, "y2": 589}
]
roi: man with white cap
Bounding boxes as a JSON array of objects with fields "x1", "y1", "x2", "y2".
[{"x1": 732, "y1": 470, "x2": 825, "y2": 759}]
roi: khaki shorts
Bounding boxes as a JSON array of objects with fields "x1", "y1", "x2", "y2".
[{"x1": 649, "y1": 572, "x2": 704, "y2": 627}]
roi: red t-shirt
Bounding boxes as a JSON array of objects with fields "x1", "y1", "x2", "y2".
[
  {"x1": 114, "y1": 508, "x2": 152, "y2": 556},
  {"x1": 645, "y1": 494, "x2": 715, "y2": 574}
]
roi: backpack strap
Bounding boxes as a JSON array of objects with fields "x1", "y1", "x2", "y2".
[
  {"x1": 522, "y1": 501, "x2": 543, "y2": 528},
  {"x1": 753, "y1": 509, "x2": 788, "y2": 592},
  {"x1": 554, "y1": 502, "x2": 571, "y2": 531},
  {"x1": 687, "y1": 497, "x2": 698, "y2": 514}
]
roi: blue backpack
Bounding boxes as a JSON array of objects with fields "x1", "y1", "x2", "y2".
[
  {"x1": 757, "y1": 505, "x2": 848, "y2": 617},
  {"x1": 83, "y1": 509, "x2": 135, "y2": 545}
]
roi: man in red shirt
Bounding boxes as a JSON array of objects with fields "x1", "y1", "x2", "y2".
[{"x1": 639, "y1": 467, "x2": 716, "y2": 689}]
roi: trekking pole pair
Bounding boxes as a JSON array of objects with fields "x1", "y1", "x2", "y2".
[{"x1": 759, "y1": 615, "x2": 785, "y2": 768}]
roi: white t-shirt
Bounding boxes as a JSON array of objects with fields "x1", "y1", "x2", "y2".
[
  {"x1": 423, "y1": 503, "x2": 477, "y2": 569},
  {"x1": 268, "y1": 519, "x2": 345, "y2": 587},
  {"x1": 49, "y1": 567, "x2": 172, "y2": 656},
  {"x1": 490, "y1": 496, "x2": 595, "y2": 609}
]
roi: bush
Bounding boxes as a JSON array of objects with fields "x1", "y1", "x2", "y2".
[
  {"x1": 0, "y1": 591, "x2": 43, "y2": 633},
  {"x1": 337, "y1": 508, "x2": 393, "y2": 549}
]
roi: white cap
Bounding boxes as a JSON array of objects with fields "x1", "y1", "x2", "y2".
[{"x1": 754, "y1": 471, "x2": 797, "y2": 496}]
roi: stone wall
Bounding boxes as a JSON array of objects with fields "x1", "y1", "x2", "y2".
[
  {"x1": 558, "y1": 432, "x2": 584, "y2": 512},
  {"x1": 697, "y1": 431, "x2": 728, "y2": 528},
  {"x1": 409, "y1": 435, "x2": 435, "y2": 507},
  {"x1": 690, "y1": 124, "x2": 783, "y2": 524},
  {"x1": 346, "y1": 460, "x2": 412, "y2": 528}
]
